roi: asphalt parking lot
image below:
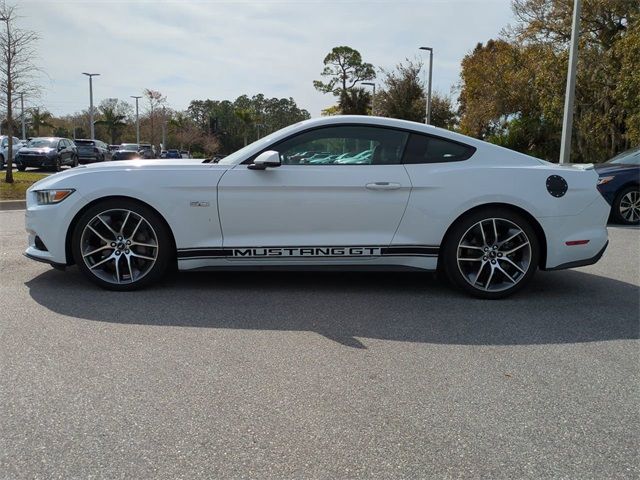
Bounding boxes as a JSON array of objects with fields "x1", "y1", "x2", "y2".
[{"x1": 0, "y1": 209, "x2": 638, "y2": 479}]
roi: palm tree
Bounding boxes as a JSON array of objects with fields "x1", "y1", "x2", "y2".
[
  {"x1": 339, "y1": 88, "x2": 371, "y2": 115},
  {"x1": 235, "y1": 108, "x2": 254, "y2": 146},
  {"x1": 95, "y1": 105, "x2": 127, "y2": 144},
  {"x1": 29, "y1": 108, "x2": 54, "y2": 136}
]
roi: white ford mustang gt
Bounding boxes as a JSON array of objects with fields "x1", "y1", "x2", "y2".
[{"x1": 24, "y1": 116, "x2": 609, "y2": 298}]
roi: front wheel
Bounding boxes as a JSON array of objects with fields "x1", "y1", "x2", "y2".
[
  {"x1": 72, "y1": 154, "x2": 79, "y2": 168},
  {"x1": 71, "y1": 199, "x2": 173, "y2": 291},
  {"x1": 612, "y1": 186, "x2": 640, "y2": 225},
  {"x1": 442, "y1": 208, "x2": 540, "y2": 299}
]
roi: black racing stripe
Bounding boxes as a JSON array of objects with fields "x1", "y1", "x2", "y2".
[
  {"x1": 382, "y1": 246, "x2": 440, "y2": 256},
  {"x1": 178, "y1": 245, "x2": 440, "y2": 259},
  {"x1": 178, "y1": 249, "x2": 230, "y2": 259}
]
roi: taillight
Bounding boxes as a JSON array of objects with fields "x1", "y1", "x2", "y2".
[{"x1": 93, "y1": 147, "x2": 99, "y2": 153}]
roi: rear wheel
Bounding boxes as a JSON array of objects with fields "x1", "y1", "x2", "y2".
[
  {"x1": 442, "y1": 208, "x2": 540, "y2": 299},
  {"x1": 612, "y1": 186, "x2": 640, "y2": 225},
  {"x1": 72, "y1": 199, "x2": 172, "y2": 291}
]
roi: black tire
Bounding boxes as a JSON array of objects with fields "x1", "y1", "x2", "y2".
[
  {"x1": 441, "y1": 207, "x2": 540, "y2": 299},
  {"x1": 71, "y1": 198, "x2": 173, "y2": 291},
  {"x1": 54, "y1": 156, "x2": 62, "y2": 172},
  {"x1": 0, "y1": 154, "x2": 4, "y2": 169},
  {"x1": 611, "y1": 186, "x2": 640, "y2": 225},
  {"x1": 72, "y1": 154, "x2": 79, "y2": 168},
  {"x1": 17, "y1": 164, "x2": 26, "y2": 172}
]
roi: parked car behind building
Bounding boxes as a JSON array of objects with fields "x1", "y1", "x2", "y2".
[
  {"x1": 0, "y1": 135, "x2": 25, "y2": 169},
  {"x1": 15, "y1": 137, "x2": 78, "y2": 171},
  {"x1": 74, "y1": 139, "x2": 111, "y2": 164},
  {"x1": 595, "y1": 146, "x2": 640, "y2": 225}
]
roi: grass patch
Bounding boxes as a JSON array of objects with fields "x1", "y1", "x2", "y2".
[{"x1": 0, "y1": 171, "x2": 48, "y2": 200}]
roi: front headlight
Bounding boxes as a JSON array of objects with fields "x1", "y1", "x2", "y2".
[
  {"x1": 34, "y1": 189, "x2": 75, "y2": 205},
  {"x1": 597, "y1": 175, "x2": 615, "y2": 186}
]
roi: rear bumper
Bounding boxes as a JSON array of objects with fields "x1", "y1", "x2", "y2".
[
  {"x1": 543, "y1": 240, "x2": 608, "y2": 271},
  {"x1": 538, "y1": 194, "x2": 610, "y2": 270}
]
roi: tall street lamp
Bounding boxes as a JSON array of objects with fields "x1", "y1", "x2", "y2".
[
  {"x1": 19, "y1": 92, "x2": 25, "y2": 140},
  {"x1": 82, "y1": 72, "x2": 100, "y2": 139},
  {"x1": 559, "y1": 0, "x2": 581, "y2": 164},
  {"x1": 131, "y1": 95, "x2": 142, "y2": 145},
  {"x1": 361, "y1": 82, "x2": 376, "y2": 115},
  {"x1": 419, "y1": 46, "x2": 433, "y2": 125}
]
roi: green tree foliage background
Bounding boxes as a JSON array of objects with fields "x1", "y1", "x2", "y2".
[{"x1": 458, "y1": 0, "x2": 639, "y2": 162}]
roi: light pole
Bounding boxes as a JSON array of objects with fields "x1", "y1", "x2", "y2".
[
  {"x1": 419, "y1": 46, "x2": 433, "y2": 125},
  {"x1": 19, "y1": 92, "x2": 25, "y2": 140},
  {"x1": 559, "y1": 0, "x2": 581, "y2": 164},
  {"x1": 161, "y1": 106, "x2": 166, "y2": 150},
  {"x1": 362, "y1": 82, "x2": 376, "y2": 115},
  {"x1": 82, "y1": 72, "x2": 100, "y2": 139},
  {"x1": 131, "y1": 95, "x2": 142, "y2": 145}
]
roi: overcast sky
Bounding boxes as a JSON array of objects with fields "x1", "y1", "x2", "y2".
[{"x1": 20, "y1": 0, "x2": 515, "y2": 117}]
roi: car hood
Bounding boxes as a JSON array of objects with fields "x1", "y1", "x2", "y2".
[
  {"x1": 19, "y1": 147, "x2": 55, "y2": 154},
  {"x1": 29, "y1": 158, "x2": 227, "y2": 191},
  {"x1": 593, "y1": 163, "x2": 639, "y2": 175}
]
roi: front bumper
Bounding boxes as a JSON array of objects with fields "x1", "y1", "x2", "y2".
[
  {"x1": 25, "y1": 196, "x2": 75, "y2": 266},
  {"x1": 16, "y1": 155, "x2": 57, "y2": 167}
]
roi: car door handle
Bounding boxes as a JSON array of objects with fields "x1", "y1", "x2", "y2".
[{"x1": 365, "y1": 182, "x2": 402, "y2": 190}]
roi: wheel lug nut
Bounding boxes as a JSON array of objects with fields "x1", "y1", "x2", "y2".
[
  {"x1": 115, "y1": 251, "x2": 121, "y2": 256},
  {"x1": 125, "y1": 249, "x2": 129, "y2": 254},
  {"x1": 491, "y1": 260, "x2": 496, "y2": 264},
  {"x1": 484, "y1": 247, "x2": 489, "y2": 252},
  {"x1": 492, "y1": 245, "x2": 497, "y2": 249},
  {"x1": 110, "y1": 242, "x2": 116, "y2": 247},
  {"x1": 498, "y1": 253, "x2": 503, "y2": 257},
  {"x1": 126, "y1": 240, "x2": 131, "y2": 245},
  {"x1": 483, "y1": 256, "x2": 487, "y2": 261}
]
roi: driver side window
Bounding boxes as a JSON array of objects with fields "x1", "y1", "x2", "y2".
[{"x1": 273, "y1": 125, "x2": 409, "y2": 166}]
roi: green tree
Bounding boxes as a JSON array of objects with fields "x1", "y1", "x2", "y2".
[
  {"x1": 235, "y1": 108, "x2": 254, "y2": 147},
  {"x1": 95, "y1": 98, "x2": 130, "y2": 144},
  {"x1": 0, "y1": 1, "x2": 39, "y2": 182},
  {"x1": 339, "y1": 88, "x2": 371, "y2": 115},
  {"x1": 313, "y1": 46, "x2": 375, "y2": 114},
  {"x1": 376, "y1": 59, "x2": 425, "y2": 123},
  {"x1": 458, "y1": 0, "x2": 639, "y2": 162},
  {"x1": 28, "y1": 107, "x2": 54, "y2": 136}
]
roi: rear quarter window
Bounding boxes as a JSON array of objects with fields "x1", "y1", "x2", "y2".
[{"x1": 403, "y1": 133, "x2": 476, "y2": 164}]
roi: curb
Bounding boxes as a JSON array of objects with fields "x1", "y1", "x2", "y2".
[{"x1": 0, "y1": 200, "x2": 26, "y2": 211}]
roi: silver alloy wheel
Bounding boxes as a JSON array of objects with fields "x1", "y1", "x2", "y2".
[
  {"x1": 619, "y1": 190, "x2": 640, "y2": 223},
  {"x1": 456, "y1": 217, "x2": 532, "y2": 292},
  {"x1": 80, "y1": 209, "x2": 159, "y2": 285}
]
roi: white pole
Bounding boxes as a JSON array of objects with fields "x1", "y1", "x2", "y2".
[
  {"x1": 82, "y1": 73, "x2": 100, "y2": 140},
  {"x1": 131, "y1": 96, "x2": 141, "y2": 145},
  {"x1": 427, "y1": 49, "x2": 433, "y2": 124},
  {"x1": 20, "y1": 92, "x2": 25, "y2": 139},
  {"x1": 419, "y1": 47, "x2": 433, "y2": 124},
  {"x1": 559, "y1": 0, "x2": 581, "y2": 164}
]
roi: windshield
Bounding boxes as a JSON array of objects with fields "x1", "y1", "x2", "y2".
[
  {"x1": 120, "y1": 143, "x2": 139, "y2": 151},
  {"x1": 27, "y1": 138, "x2": 57, "y2": 148},
  {"x1": 608, "y1": 146, "x2": 640, "y2": 165},
  {"x1": 217, "y1": 121, "x2": 306, "y2": 165}
]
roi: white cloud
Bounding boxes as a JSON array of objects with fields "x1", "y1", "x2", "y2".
[{"x1": 20, "y1": 0, "x2": 515, "y2": 117}]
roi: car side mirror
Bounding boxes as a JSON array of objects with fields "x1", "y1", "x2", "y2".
[{"x1": 248, "y1": 150, "x2": 281, "y2": 170}]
